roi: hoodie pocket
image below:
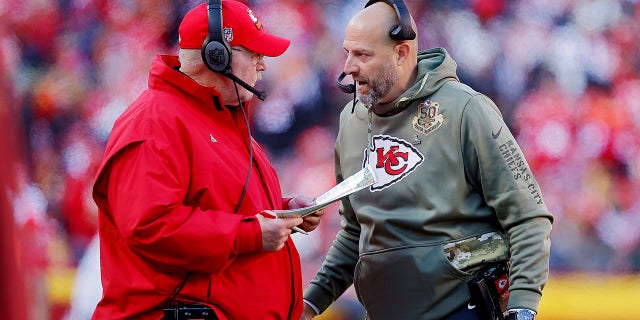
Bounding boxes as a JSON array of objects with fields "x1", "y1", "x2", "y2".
[{"x1": 353, "y1": 245, "x2": 472, "y2": 320}]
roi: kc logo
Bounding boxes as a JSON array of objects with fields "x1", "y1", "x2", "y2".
[
  {"x1": 376, "y1": 145, "x2": 409, "y2": 175},
  {"x1": 364, "y1": 135, "x2": 424, "y2": 191}
]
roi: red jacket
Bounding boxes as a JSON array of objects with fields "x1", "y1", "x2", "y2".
[{"x1": 92, "y1": 55, "x2": 303, "y2": 319}]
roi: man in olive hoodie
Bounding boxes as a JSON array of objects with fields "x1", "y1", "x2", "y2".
[{"x1": 301, "y1": 1, "x2": 553, "y2": 320}]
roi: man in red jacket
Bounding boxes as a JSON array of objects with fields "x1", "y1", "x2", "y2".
[{"x1": 91, "y1": 1, "x2": 322, "y2": 319}]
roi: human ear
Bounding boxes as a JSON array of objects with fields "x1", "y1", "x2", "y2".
[{"x1": 395, "y1": 42, "x2": 410, "y2": 65}]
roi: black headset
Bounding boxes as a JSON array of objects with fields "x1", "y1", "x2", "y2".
[
  {"x1": 365, "y1": 0, "x2": 416, "y2": 41},
  {"x1": 202, "y1": 0, "x2": 268, "y2": 100},
  {"x1": 337, "y1": 0, "x2": 417, "y2": 94}
]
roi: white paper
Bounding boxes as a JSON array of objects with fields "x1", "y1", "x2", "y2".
[{"x1": 273, "y1": 164, "x2": 377, "y2": 218}]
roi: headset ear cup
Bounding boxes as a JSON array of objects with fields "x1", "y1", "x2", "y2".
[
  {"x1": 364, "y1": 0, "x2": 416, "y2": 41},
  {"x1": 202, "y1": 36, "x2": 231, "y2": 73},
  {"x1": 389, "y1": 25, "x2": 403, "y2": 40}
]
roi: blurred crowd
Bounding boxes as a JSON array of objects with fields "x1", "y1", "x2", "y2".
[{"x1": 1, "y1": 0, "x2": 639, "y2": 319}]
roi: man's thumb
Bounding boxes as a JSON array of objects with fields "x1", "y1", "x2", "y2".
[{"x1": 282, "y1": 217, "x2": 303, "y2": 227}]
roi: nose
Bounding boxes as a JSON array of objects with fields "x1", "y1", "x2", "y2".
[
  {"x1": 343, "y1": 54, "x2": 358, "y2": 76},
  {"x1": 257, "y1": 58, "x2": 267, "y2": 72}
]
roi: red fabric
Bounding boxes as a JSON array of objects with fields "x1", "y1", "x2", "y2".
[
  {"x1": 178, "y1": 1, "x2": 290, "y2": 57},
  {"x1": 91, "y1": 55, "x2": 302, "y2": 319}
]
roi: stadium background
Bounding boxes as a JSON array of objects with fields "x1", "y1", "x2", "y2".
[{"x1": 1, "y1": 0, "x2": 639, "y2": 319}]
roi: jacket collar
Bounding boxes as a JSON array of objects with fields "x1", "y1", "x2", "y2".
[{"x1": 149, "y1": 54, "x2": 225, "y2": 106}]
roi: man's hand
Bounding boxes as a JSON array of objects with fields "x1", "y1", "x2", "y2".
[
  {"x1": 288, "y1": 196, "x2": 325, "y2": 232},
  {"x1": 300, "y1": 303, "x2": 317, "y2": 320},
  {"x1": 256, "y1": 214, "x2": 303, "y2": 252}
]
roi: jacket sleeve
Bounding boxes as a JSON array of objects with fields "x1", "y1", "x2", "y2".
[
  {"x1": 303, "y1": 147, "x2": 361, "y2": 314},
  {"x1": 460, "y1": 94, "x2": 554, "y2": 312},
  {"x1": 103, "y1": 141, "x2": 262, "y2": 274}
]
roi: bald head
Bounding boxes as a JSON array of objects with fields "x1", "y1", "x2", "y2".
[
  {"x1": 349, "y1": 2, "x2": 399, "y2": 45},
  {"x1": 347, "y1": 2, "x2": 418, "y2": 48}
]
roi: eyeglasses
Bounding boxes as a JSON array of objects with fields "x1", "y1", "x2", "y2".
[{"x1": 231, "y1": 47, "x2": 264, "y2": 65}]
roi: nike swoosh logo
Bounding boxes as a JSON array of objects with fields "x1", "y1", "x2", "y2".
[
  {"x1": 468, "y1": 302, "x2": 476, "y2": 310},
  {"x1": 492, "y1": 126, "x2": 502, "y2": 139}
]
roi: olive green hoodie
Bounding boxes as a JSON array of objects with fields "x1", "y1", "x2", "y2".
[{"x1": 303, "y1": 47, "x2": 553, "y2": 319}]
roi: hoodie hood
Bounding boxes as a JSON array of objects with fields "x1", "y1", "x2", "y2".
[{"x1": 392, "y1": 47, "x2": 459, "y2": 112}]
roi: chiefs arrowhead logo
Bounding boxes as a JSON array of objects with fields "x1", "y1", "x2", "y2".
[{"x1": 363, "y1": 135, "x2": 424, "y2": 191}]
